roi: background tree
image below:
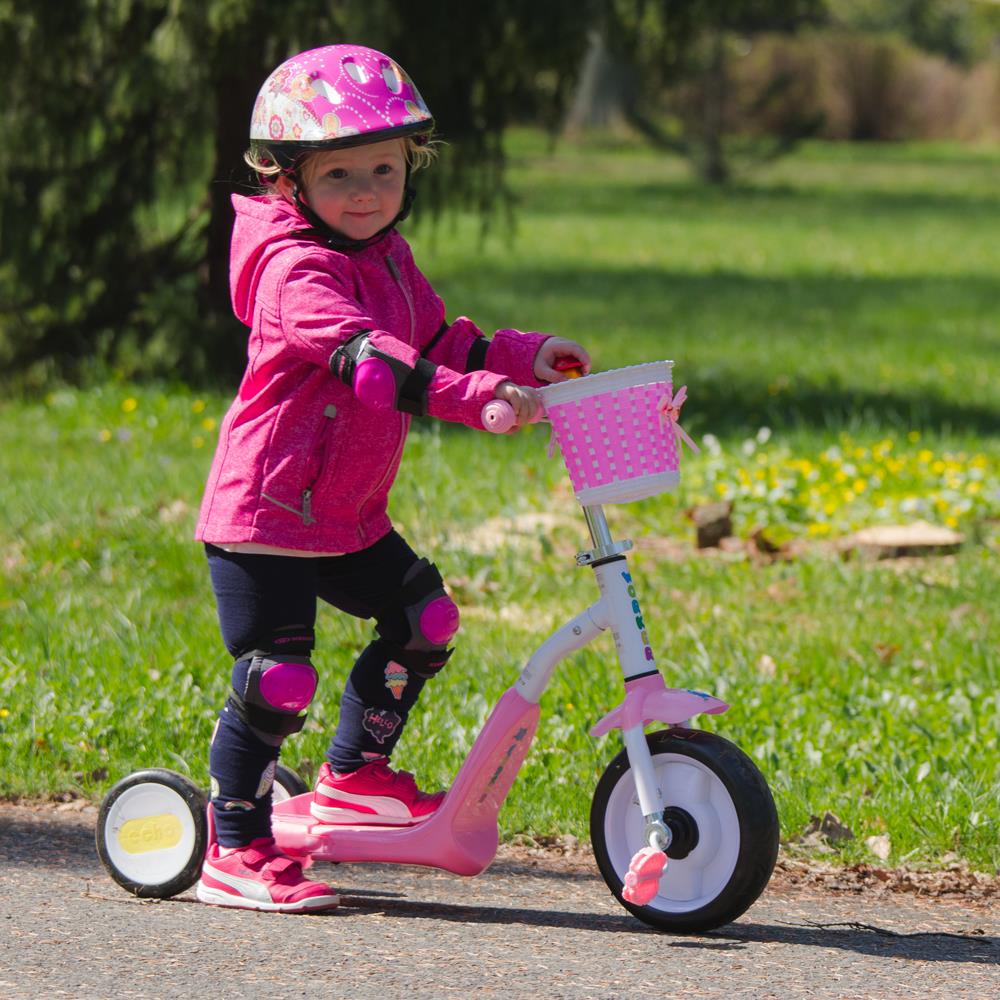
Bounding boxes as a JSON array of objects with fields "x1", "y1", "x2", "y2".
[
  {"x1": 3, "y1": 1, "x2": 994, "y2": 384},
  {"x1": 0, "y1": 2, "x2": 174, "y2": 380},
  {"x1": 0, "y1": 0, "x2": 593, "y2": 385},
  {"x1": 826, "y1": 0, "x2": 994, "y2": 64},
  {"x1": 568, "y1": 0, "x2": 827, "y2": 183}
]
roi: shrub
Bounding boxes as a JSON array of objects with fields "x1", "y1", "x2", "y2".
[
  {"x1": 958, "y1": 61, "x2": 1000, "y2": 141},
  {"x1": 728, "y1": 30, "x2": 1000, "y2": 143}
]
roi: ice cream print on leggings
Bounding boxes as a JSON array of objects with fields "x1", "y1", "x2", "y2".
[
  {"x1": 363, "y1": 707, "x2": 402, "y2": 744},
  {"x1": 384, "y1": 661, "x2": 408, "y2": 701}
]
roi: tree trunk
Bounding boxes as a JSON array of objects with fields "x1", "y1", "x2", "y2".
[
  {"x1": 566, "y1": 32, "x2": 687, "y2": 155},
  {"x1": 202, "y1": 51, "x2": 267, "y2": 379},
  {"x1": 699, "y1": 29, "x2": 730, "y2": 185},
  {"x1": 564, "y1": 31, "x2": 630, "y2": 131}
]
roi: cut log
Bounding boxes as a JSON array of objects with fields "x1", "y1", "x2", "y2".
[
  {"x1": 688, "y1": 501, "x2": 733, "y2": 549},
  {"x1": 846, "y1": 521, "x2": 964, "y2": 559}
]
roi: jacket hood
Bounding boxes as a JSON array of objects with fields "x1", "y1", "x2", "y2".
[
  {"x1": 230, "y1": 194, "x2": 403, "y2": 324},
  {"x1": 229, "y1": 194, "x2": 317, "y2": 325}
]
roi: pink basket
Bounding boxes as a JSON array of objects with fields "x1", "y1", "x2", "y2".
[{"x1": 539, "y1": 362, "x2": 681, "y2": 506}]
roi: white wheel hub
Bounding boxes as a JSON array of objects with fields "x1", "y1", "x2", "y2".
[
  {"x1": 102, "y1": 783, "x2": 200, "y2": 885},
  {"x1": 604, "y1": 752, "x2": 740, "y2": 912}
]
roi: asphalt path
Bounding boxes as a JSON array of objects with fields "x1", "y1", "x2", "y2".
[{"x1": 0, "y1": 803, "x2": 996, "y2": 999}]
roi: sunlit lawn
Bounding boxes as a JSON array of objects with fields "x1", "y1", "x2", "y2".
[{"x1": 2, "y1": 136, "x2": 998, "y2": 871}]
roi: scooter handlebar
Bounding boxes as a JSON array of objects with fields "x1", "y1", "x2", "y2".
[
  {"x1": 481, "y1": 399, "x2": 549, "y2": 434},
  {"x1": 481, "y1": 399, "x2": 517, "y2": 434}
]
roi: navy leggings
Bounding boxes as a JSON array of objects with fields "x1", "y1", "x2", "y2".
[{"x1": 205, "y1": 531, "x2": 434, "y2": 846}]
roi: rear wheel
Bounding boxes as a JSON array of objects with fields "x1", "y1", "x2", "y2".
[
  {"x1": 590, "y1": 729, "x2": 778, "y2": 933},
  {"x1": 273, "y1": 763, "x2": 309, "y2": 802},
  {"x1": 96, "y1": 769, "x2": 207, "y2": 899}
]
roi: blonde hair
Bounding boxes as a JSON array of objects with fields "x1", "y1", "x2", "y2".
[{"x1": 245, "y1": 136, "x2": 437, "y2": 191}]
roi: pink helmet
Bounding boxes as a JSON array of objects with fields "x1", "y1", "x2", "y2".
[{"x1": 250, "y1": 44, "x2": 434, "y2": 168}]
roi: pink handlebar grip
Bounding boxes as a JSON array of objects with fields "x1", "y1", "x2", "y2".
[{"x1": 481, "y1": 399, "x2": 516, "y2": 434}]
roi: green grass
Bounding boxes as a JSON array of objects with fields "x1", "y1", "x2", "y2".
[{"x1": 2, "y1": 137, "x2": 998, "y2": 871}]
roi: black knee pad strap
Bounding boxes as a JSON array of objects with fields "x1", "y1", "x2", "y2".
[{"x1": 378, "y1": 641, "x2": 454, "y2": 679}]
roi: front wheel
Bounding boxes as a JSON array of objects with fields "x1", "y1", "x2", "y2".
[{"x1": 590, "y1": 729, "x2": 778, "y2": 933}]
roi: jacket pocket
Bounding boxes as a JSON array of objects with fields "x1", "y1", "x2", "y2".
[{"x1": 261, "y1": 403, "x2": 339, "y2": 527}]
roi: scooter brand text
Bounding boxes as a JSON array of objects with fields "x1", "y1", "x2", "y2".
[{"x1": 622, "y1": 571, "x2": 655, "y2": 661}]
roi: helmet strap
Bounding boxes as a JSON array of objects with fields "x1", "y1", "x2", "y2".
[{"x1": 287, "y1": 164, "x2": 416, "y2": 253}]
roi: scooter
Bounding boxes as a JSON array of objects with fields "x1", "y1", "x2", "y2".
[{"x1": 96, "y1": 361, "x2": 778, "y2": 933}]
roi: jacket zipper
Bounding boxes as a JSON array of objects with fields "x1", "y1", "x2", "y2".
[
  {"x1": 353, "y1": 255, "x2": 414, "y2": 541},
  {"x1": 261, "y1": 491, "x2": 315, "y2": 526},
  {"x1": 385, "y1": 255, "x2": 415, "y2": 343}
]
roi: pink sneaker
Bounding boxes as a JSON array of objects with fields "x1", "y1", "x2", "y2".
[
  {"x1": 311, "y1": 760, "x2": 445, "y2": 825},
  {"x1": 196, "y1": 838, "x2": 339, "y2": 912}
]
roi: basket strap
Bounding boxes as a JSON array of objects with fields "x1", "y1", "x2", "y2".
[
  {"x1": 547, "y1": 420, "x2": 558, "y2": 459},
  {"x1": 657, "y1": 386, "x2": 700, "y2": 454}
]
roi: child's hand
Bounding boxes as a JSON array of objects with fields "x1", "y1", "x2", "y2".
[
  {"x1": 494, "y1": 381, "x2": 544, "y2": 428},
  {"x1": 533, "y1": 337, "x2": 591, "y2": 383}
]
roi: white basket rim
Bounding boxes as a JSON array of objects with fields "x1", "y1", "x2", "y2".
[
  {"x1": 573, "y1": 470, "x2": 680, "y2": 506},
  {"x1": 539, "y1": 361, "x2": 674, "y2": 409}
]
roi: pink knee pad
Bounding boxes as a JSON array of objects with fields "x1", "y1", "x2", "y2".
[
  {"x1": 258, "y1": 661, "x2": 318, "y2": 712},
  {"x1": 419, "y1": 596, "x2": 460, "y2": 646}
]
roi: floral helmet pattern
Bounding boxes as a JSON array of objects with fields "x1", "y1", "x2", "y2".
[{"x1": 250, "y1": 44, "x2": 434, "y2": 169}]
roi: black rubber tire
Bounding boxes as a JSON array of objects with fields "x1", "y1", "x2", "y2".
[
  {"x1": 590, "y1": 729, "x2": 779, "y2": 933},
  {"x1": 95, "y1": 769, "x2": 208, "y2": 899},
  {"x1": 273, "y1": 762, "x2": 309, "y2": 801}
]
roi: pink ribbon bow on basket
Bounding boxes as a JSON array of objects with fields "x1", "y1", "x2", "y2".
[{"x1": 658, "y1": 386, "x2": 700, "y2": 454}]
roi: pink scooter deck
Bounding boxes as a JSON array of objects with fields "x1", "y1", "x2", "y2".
[{"x1": 271, "y1": 688, "x2": 541, "y2": 876}]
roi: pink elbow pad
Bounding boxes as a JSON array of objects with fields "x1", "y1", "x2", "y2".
[{"x1": 353, "y1": 356, "x2": 396, "y2": 410}]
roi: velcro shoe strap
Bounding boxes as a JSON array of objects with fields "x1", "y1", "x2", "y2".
[
  {"x1": 262, "y1": 856, "x2": 300, "y2": 881},
  {"x1": 241, "y1": 846, "x2": 277, "y2": 868},
  {"x1": 394, "y1": 770, "x2": 417, "y2": 794}
]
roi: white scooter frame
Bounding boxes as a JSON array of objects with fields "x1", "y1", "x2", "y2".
[{"x1": 266, "y1": 503, "x2": 728, "y2": 892}]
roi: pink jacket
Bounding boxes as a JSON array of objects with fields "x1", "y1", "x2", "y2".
[{"x1": 195, "y1": 194, "x2": 548, "y2": 553}]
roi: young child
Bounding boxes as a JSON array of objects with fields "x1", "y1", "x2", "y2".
[{"x1": 193, "y1": 44, "x2": 590, "y2": 912}]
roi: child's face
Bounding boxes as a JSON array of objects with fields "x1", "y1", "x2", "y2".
[{"x1": 294, "y1": 139, "x2": 407, "y2": 241}]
